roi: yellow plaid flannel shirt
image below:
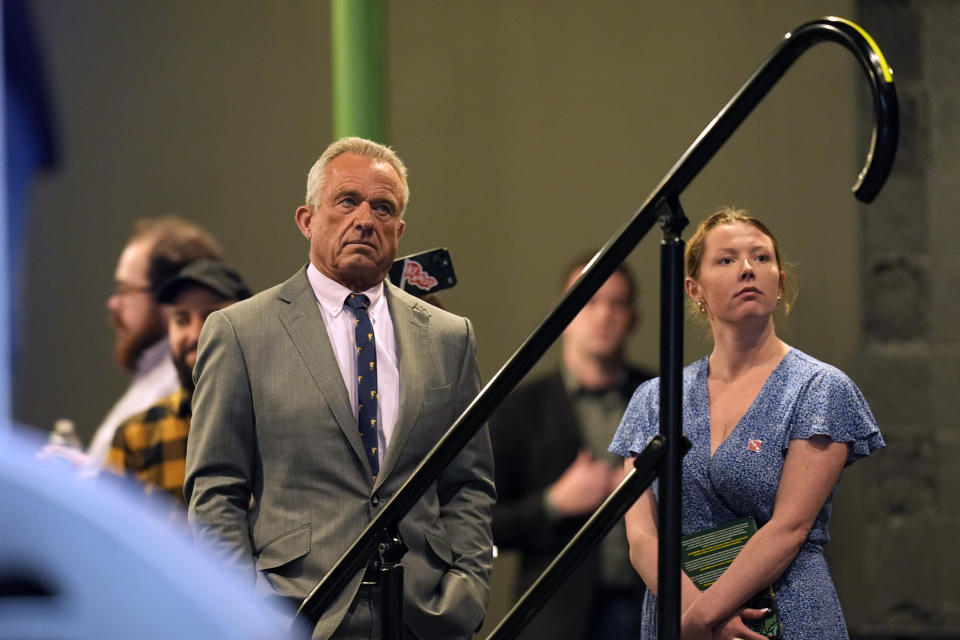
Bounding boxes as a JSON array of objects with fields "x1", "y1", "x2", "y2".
[{"x1": 106, "y1": 388, "x2": 192, "y2": 505}]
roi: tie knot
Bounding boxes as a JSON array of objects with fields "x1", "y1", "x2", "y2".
[{"x1": 344, "y1": 293, "x2": 370, "y2": 312}]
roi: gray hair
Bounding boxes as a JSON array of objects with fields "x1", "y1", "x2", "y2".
[{"x1": 304, "y1": 137, "x2": 410, "y2": 214}]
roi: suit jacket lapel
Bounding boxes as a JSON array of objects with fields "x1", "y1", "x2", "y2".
[
  {"x1": 275, "y1": 267, "x2": 371, "y2": 471},
  {"x1": 376, "y1": 282, "x2": 428, "y2": 486}
]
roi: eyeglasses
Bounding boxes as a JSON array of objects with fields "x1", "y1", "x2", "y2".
[{"x1": 111, "y1": 282, "x2": 153, "y2": 297}]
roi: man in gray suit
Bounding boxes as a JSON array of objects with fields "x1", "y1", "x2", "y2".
[{"x1": 185, "y1": 137, "x2": 495, "y2": 640}]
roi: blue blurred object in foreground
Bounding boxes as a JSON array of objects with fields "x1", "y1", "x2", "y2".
[{"x1": 0, "y1": 426, "x2": 288, "y2": 639}]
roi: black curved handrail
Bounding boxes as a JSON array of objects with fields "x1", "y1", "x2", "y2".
[
  {"x1": 295, "y1": 16, "x2": 898, "y2": 637},
  {"x1": 658, "y1": 17, "x2": 898, "y2": 205}
]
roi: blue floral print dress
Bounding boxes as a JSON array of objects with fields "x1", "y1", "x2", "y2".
[{"x1": 609, "y1": 349, "x2": 884, "y2": 639}]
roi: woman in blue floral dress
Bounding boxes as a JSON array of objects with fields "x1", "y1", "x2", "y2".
[{"x1": 610, "y1": 209, "x2": 883, "y2": 640}]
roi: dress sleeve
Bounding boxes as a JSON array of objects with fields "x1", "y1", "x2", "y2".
[
  {"x1": 787, "y1": 367, "x2": 885, "y2": 463},
  {"x1": 609, "y1": 377, "x2": 660, "y2": 457}
]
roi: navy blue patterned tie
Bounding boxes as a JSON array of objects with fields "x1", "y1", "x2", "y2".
[{"x1": 344, "y1": 293, "x2": 379, "y2": 478}]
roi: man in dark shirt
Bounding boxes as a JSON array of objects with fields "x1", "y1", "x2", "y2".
[{"x1": 491, "y1": 255, "x2": 654, "y2": 640}]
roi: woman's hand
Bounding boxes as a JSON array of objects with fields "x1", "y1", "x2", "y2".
[
  {"x1": 710, "y1": 607, "x2": 769, "y2": 640},
  {"x1": 680, "y1": 606, "x2": 769, "y2": 640}
]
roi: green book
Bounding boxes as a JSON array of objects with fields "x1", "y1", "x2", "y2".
[{"x1": 680, "y1": 516, "x2": 782, "y2": 639}]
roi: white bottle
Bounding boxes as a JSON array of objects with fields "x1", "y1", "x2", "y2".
[{"x1": 49, "y1": 418, "x2": 82, "y2": 450}]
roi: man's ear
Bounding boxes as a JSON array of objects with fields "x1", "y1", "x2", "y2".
[
  {"x1": 397, "y1": 218, "x2": 406, "y2": 240},
  {"x1": 295, "y1": 206, "x2": 313, "y2": 240}
]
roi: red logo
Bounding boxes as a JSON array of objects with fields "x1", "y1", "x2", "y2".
[
  {"x1": 747, "y1": 439, "x2": 763, "y2": 453},
  {"x1": 402, "y1": 260, "x2": 438, "y2": 291}
]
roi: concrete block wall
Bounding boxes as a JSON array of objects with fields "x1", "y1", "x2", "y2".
[{"x1": 851, "y1": 1, "x2": 960, "y2": 634}]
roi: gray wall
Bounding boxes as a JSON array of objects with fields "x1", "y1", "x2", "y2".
[{"x1": 17, "y1": 0, "x2": 952, "y2": 633}]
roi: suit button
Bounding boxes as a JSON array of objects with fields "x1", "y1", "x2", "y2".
[{"x1": 371, "y1": 495, "x2": 379, "y2": 506}]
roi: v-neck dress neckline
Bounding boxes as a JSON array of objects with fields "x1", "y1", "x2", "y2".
[{"x1": 704, "y1": 348, "x2": 793, "y2": 461}]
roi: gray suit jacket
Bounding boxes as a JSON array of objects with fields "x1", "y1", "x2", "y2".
[{"x1": 184, "y1": 266, "x2": 495, "y2": 640}]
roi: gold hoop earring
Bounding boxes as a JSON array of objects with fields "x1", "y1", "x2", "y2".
[
  {"x1": 776, "y1": 295, "x2": 782, "y2": 307},
  {"x1": 697, "y1": 301, "x2": 706, "y2": 314}
]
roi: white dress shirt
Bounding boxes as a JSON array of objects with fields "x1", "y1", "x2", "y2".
[
  {"x1": 85, "y1": 338, "x2": 180, "y2": 469},
  {"x1": 306, "y1": 264, "x2": 400, "y2": 463}
]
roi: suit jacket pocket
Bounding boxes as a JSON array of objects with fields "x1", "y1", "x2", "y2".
[
  {"x1": 423, "y1": 530, "x2": 453, "y2": 568},
  {"x1": 406, "y1": 530, "x2": 484, "y2": 640},
  {"x1": 255, "y1": 523, "x2": 312, "y2": 572},
  {"x1": 423, "y1": 383, "x2": 453, "y2": 406}
]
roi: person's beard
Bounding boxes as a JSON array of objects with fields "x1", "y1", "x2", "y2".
[
  {"x1": 172, "y1": 351, "x2": 196, "y2": 394},
  {"x1": 109, "y1": 313, "x2": 165, "y2": 373}
]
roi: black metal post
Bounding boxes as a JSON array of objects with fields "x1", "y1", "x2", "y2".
[
  {"x1": 378, "y1": 525, "x2": 407, "y2": 640},
  {"x1": 657, "y1": 198, "x2": 688, "y2": 639}
]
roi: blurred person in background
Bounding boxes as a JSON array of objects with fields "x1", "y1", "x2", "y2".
[
  {"x1": 490, "y1": 254, "x2": 654, "y2": 640},
  {"x1": 106, "y1": 260, "x2": 251, "y2": 511},
  {"x1": 84, "y1": 216, "x2": 223, "y2": 470}
]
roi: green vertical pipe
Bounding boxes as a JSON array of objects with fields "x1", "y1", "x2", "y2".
[{"x1": 331, "y1": 0, "x2": 387, "y2": 142}]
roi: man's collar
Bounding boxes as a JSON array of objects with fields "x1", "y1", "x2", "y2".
[
  {"x1": 560, "y1": 364, "x2": 628, "y2": 397},
  {"x1": 306, "y1": 263, "x2": 385, "y2": 316},
  {"x1": 134, "y1": 338, "x2": 171, "y2": 375}
]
